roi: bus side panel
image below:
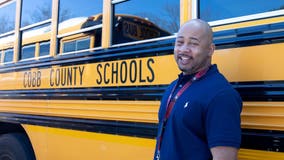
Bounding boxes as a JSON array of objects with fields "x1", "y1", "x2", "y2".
[
  {"x1": 24, "y1": 125, "x2": 155, "y2": 160},
  {"x1": 23, "y1": 124, "x2": 284, "y2": 160},
  {"x1": 22, "y1": 125, "x2": 48, "y2": 160},
  {"x1": 213, "y1": 43, "x2": 284, "y2": 82}
]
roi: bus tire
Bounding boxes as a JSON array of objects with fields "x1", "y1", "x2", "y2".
[{"x1": 0, "y1": 133, "x2": 35, "y2": 160}]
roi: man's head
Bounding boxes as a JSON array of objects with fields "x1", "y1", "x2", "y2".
[{"x1": 174, "y1": 19, "x2": 215, "y2": 75}]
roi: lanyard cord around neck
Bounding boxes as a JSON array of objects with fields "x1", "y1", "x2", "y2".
[
  {"x1": 156, "y1": 67, "x2": 209, "y2": 159},
  {"x1": 165, "y1": 67, "x2": 209, "y2": 119}
]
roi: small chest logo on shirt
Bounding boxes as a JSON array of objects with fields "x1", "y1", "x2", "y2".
[{"x1": 184, "y1": 102, "x2": 189, "y2": 108}]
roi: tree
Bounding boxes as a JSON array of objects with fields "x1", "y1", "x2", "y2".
[
  {"x1": 31, "y1": 3, "x2": 52, "y2": 23},
  {"x1": 135, "y1": 2, "x2": 179, "y2": 34},
  {"x1": 26, "y1": 2, "x2": 72, "y2": 25}
]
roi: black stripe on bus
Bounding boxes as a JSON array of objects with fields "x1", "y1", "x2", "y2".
[
  {"x1": 0, "y1": 85, "x2": 167, "y2": 100},
  {"x1": 232, "y1": 81, "x2": 284, "y2": 101},
  {"x1": 241, "y1": 129, "x2": 284, "y2": 152},
  {"x1": 0, "y1": 112, "x2": 157, "y2": 139},
  {"x1": 214, "y1": 21, "x2": 284, "y2": 50},
  {"x1": 0, "y1": 113, "x2": 283, "y2": 152},
  {"x1": 1, "y1": 81, "x2": 284, "y2": 101}
]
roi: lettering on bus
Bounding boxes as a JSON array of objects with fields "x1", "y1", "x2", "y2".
[
  {"x1": 23, "y1": 70, "x2": 41, "y2": 88},
  {"x1": 22, "y1": 58, "x2": 156, "y2": 88},
  {"x1": 123, "y1": 21, "x2": 160, "y2": 40},
  {"x1": 96, "y1": 58, "x2": 155, "y2": 85},
  {"x1": 23, "y1": 66, "x2": 85, "y2": 88},
  {"x1": 50, "y1": 66, "x2": 85, "y2": 87}
]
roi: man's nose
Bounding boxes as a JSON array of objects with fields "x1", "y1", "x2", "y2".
[{"x1": 179, "y1": 44, "x2": 190, "y2": 52}]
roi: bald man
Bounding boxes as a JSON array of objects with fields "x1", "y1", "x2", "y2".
[{"x1": 154, "y1": 19, "x2": 242, "y2": 160}]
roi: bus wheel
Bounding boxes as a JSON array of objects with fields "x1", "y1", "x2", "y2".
[{"x1": 0, "y1": 133, "x2": 35, "y2": 160}]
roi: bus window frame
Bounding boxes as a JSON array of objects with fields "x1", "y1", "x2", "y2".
[
  {"x1": 19, "y1": 19, "x2": 51, "y2": 33},
  {"x1": 0, "y1": 50, "x2": 2, "y2": 64},
  {"x1": 0, "y1": 31, "x2": 14, "y2": 41},
  {"x1": 0, "y1": 0, "x2": 16, "y2": 9},
  {"x1": 60, "y1": 36, "x2": 98, "y2": 55},
  {"x1": 111, "y1": 0, "x2": 128, "y2": 4},
  {"x1": 209, "y1": 10, "x2": 284, "y2": 27},
  {"x1": 57, "y1": 24, "x2": 102, "y2": 39},
  {"x1": 111, "y1": 34, "x2": 176, "y2": 48},
  {"x1": 60, "y1": 47, "x2": 102, "y2": 55}
]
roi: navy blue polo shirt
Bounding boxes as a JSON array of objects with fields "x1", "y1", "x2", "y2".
[{"x1": 154, "y1": 64, "x2": 242, "y2": 160}]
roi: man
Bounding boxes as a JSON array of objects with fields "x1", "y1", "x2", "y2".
[{"x1": 154, "y1": 19, "x2": 242, "y2": 160}]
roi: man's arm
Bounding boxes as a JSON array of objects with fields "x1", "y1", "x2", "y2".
[{"x1": 210, "y1": 146, "x2": 238, "y2": 160}]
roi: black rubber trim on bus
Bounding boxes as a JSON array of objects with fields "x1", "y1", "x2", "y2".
[
  {"x1": 232, "y1": 80, "x2": 284, "y2": 101},
  {"x1": 241, "y1": 129, "x2": 284, "y2": 152},
  {"x1": 0, "y1": 113, "x2": 157, "y2": 139},
  {"x1": 214, "y1": 21, "x2": 284, "y2": 50},
  {"x1": 0, "y1": 85, "x2": 167, "y2": 100},
  {"x1": 0, "y1": 113, "x2": 284, "y2": 152},
  {"x1": 1, "y1": 81, "x2": 284, "y2": 101}
]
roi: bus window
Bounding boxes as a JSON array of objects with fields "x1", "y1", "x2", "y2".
[
  {"x1": 0, "y1": 51, "x2": 2, "y2": 64},
  {"x1": 200, "y1": 0, "x2": 284, "y2": 22},
  {"x1": 0, "y1": 2, "x2": 16, "y2": 56},
  {"x1": 39, "y1": 41, "x2": 50, "y2": 57},
  {"x1": 62, "y1": 37, "x2": 91, "y2": 53},
  {"x1": 3, "y1": 49, "x2": 13, "y2": 63},
  {"x1": 21, "y1": 0, "x2": 51, "y2": 28},
  {"x1": 77, "y1": 38, "x2": 91, "y2": 50},
  {"x1": 20, "y1": 0, "x2": 51, "y2": 60},
  {"x1": 0, "y1": 1, "x2": 16, "y2": 34},
  {"x1": 59, "y1": 0, "x2": 102, "y2": 23},
  {"x1": 21, "y1": 44, "x2": 36, "y2": 60},
  {"x1": 112, "y1": 0, "x2": 179, "y2": 44},
  {"x1": 58, "y1": 0, "x2": 102, "y2": 53},
  {"x1": 63, "y1": 41, "x2": 76, "y2": 53}
]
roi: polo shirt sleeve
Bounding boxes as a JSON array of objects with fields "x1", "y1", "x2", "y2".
[{"x1": 206, "y1": 89, "x2": 242, "y2": 149}]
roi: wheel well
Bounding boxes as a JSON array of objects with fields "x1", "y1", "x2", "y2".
[
  {"x1": 0, "y1": 122, "x2": 26, "y2": 135},
  {"x1": 0, "y1": 122, "x2": 36, "y2": 159}
]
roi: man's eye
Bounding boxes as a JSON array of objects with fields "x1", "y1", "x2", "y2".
[
  {"x1": 189, "y1": 41, "x2": 199, "y2": 46},
  {"x1": 176, "y1": 41, "x2": 183, "y2": 46}
]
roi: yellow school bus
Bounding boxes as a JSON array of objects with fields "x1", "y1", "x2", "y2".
[{"x1": 0, "y1": 0, "x2": 283, "y2": 159}]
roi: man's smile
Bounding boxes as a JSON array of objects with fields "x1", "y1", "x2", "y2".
[{"x1": 177, "y1": 54, "x2": 192, "y2": 65}]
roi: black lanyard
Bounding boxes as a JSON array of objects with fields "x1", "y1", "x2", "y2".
[{"x1": 156, "y1": 67, "x2": 209, "y2": 160}]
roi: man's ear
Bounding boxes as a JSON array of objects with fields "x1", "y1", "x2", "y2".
[{"x1": 208, "y1": 43, "x2": 215, "y2": 56}]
